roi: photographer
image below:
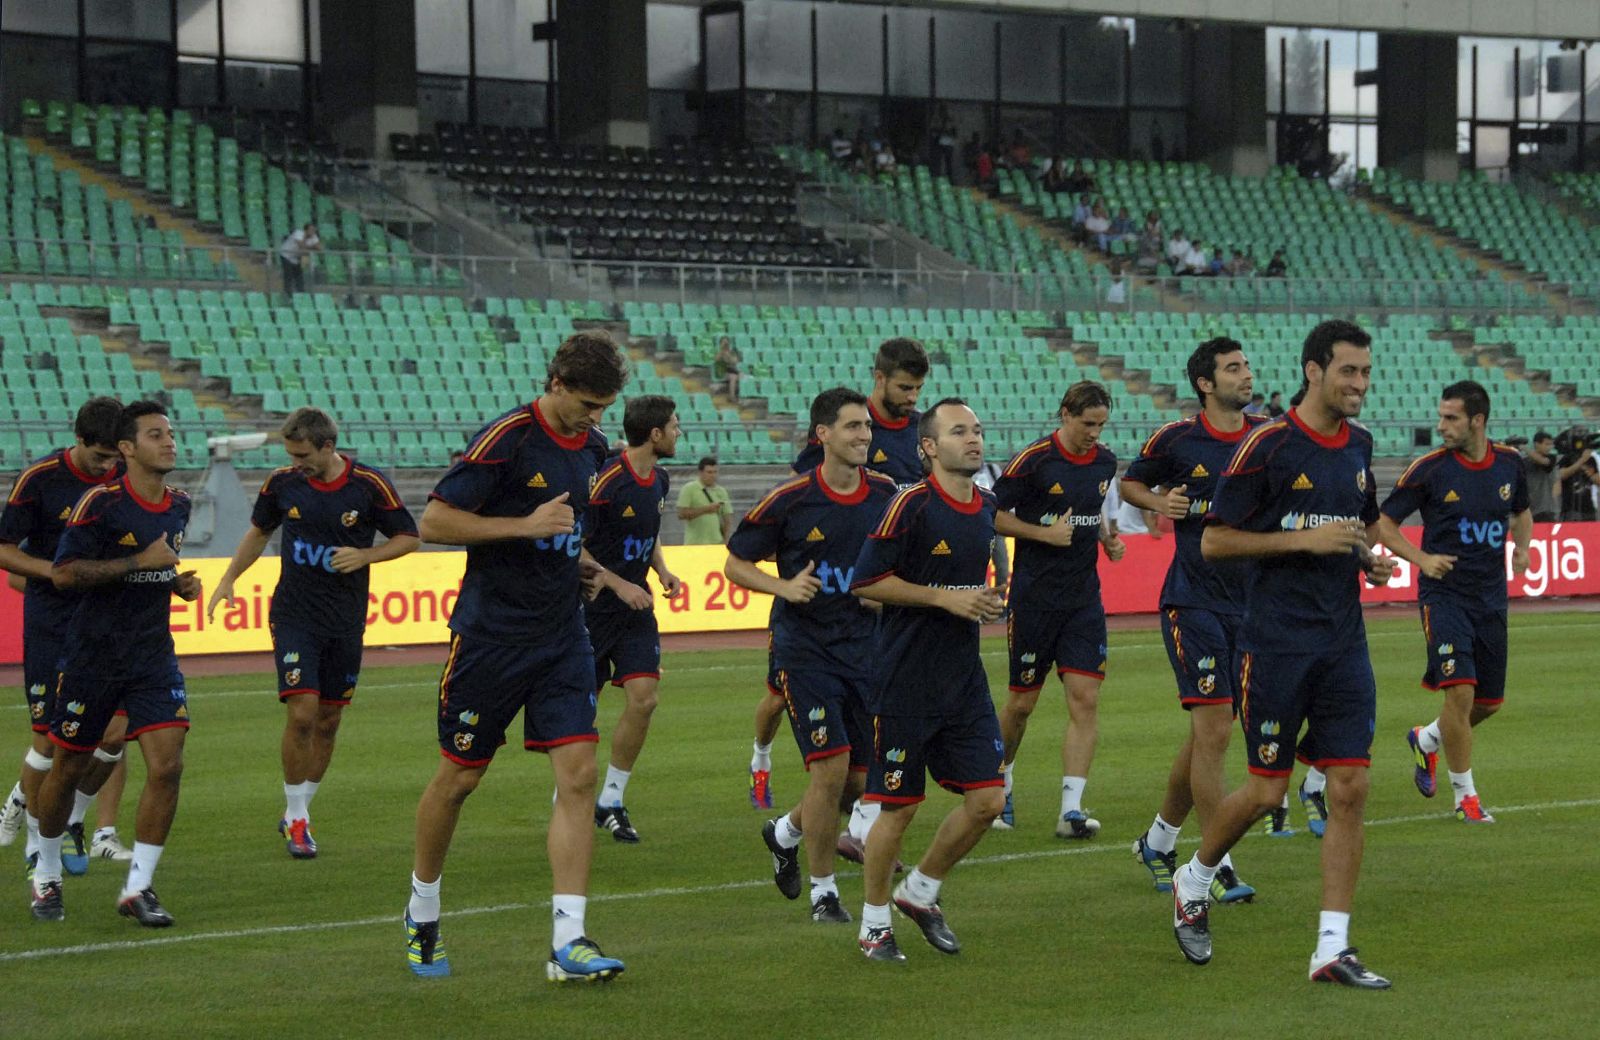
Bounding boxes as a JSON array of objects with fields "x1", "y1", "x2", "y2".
[
  {"x1": 1553, "y1": 427, "x2": 1598, "y2": 521},
  {"x1": 1518, "y1": 431, "x2": 1559, "y2": 522}
]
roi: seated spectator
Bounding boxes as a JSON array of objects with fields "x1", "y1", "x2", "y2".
[
  {"x1": 874, "y1": 143, "x2": 897, "y2": 174},
  {"x1": 829, "y1": 128, "x2": 853, "y2": 162},
  {"x1": 1065, "y1": 161, "x2": 1097, "y2": 195},
  {"x1": 1264, "y1": 249, "x2": 1288, "y2": 277},
  {"x1": 1007, "y1": 130, "x2": 1032, "y2": 169},
  {"x1": 1110, "y1": 207, "x2": 1136, "y2": 242},
  {"x1": 1104, "y1": 262, "x2": 1128, "y2": 305},
  {"x1": 1042, "y1": 155, "x2": 1067, "y2": 193},
  {"x1": 1182, "y1": 238, "x2": 1209, "y2": 276},
  {"x1": 1135, "y1": 221, "x2": 1164, "y2": 275},
  {"x1": 1166, "y1": 228, "x2": 1192, "y2": 269},
  {"x1": 1225, "y1": 249, "x2": 1254, "y2": 277},
  {"x1": 1207, "y1": 250, "x2": 1226, "y2": 277},
  {"x1": 713, "y1": 336, "x2": 743, "y2": 399},
  {"x1": 1085, "y1": 203, "x2": 1113, "y2": 252},
  {"x1": 975, "y1": 144, "x2": 996, "y2": 186}
]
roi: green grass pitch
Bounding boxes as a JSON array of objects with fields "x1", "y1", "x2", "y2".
[{"x1": 2, "y1": 609, "x2": 1596, "y2": 1038}]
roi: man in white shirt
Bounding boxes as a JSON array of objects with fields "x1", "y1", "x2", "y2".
[
  {"x1": 278, "y1": 223, "x2": 322, "y2": 296},
  {"x1": 1166, "y1": 230, "x2": 1191, "y2": 270}
]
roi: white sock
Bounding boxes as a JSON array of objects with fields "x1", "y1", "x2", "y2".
[
  {"x1": 25, "y1": 812, "x2": 41, "y2": 857},
  {"x1": 809, "y1": 874, "x2": 838, "y2": 902},
  {"x1": 1146, "y1": 814, "x2": 1181, "y2": 854},
  {"x1": 900, "y1": 867, "x2": 941, "y2": 907},
  {"x1": 1448, "y1": 769, "x2": 1476, "y2": 806},
  {"x1": 284, "y1": 782, "x2": 309, "y2": 823},
  {"x1": 1060, "y1": 776, "x2": 1086, "y2": 815},
  {"x1": 35, "y1": 832, "x2": 64, "y2": 885},
  {"x1": 751, "y1": 741, "x2": 772, "y2": 773},
  {"x1": 69, "y1": 789, "x2": 94, "y2": 827},
  {"x1": 1301, "y1": 767, "x2": 1327, "y2": 795},
  {"x1": 552, "y1": 894, "x2": 587, "y2": 949},
  {"x1": 1220, "y1": 852, "x2": 1235, "y2": 870},
  {"x1": 408, "y1": 873, "x2": 441, "y2": 922},
  {"x1": 121, "y1": 842, "x2": 163, "y2": 898},
  {"x1": 1315, "y1": 910, "x2": 1351, "y2": 963},
  {"x1": 1418, "y1": 720, "x2": 1443, "y2": 754},
  {"x1": 847, "y1": 799, "x2": 881, "y2": 841},
  {"x1": 1002, "y1": 762, "x2": 1014, "y2": 797},
  {"x1": 1181, "y1": 852, "x2": 1218, "y2": 901},
  {"x1": 773, "y1": 813, "x2": 803, "y2": 849},
  {"x1": 598, "y1": 765, "x2": 630, "y2": 809},
  {"x1": 1280, "y1": 793, "x2": 1291, "y2": 810},
  {"x1": 859, "y1": 901, "x2": 891, "y2": 937},
  {"x1": 303, "y1": 779, "x2": 320, "y2": 810}
]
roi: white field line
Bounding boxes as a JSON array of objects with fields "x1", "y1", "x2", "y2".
[{"x1": 2, "y1": 796, "x2": 1595, "y2": 964}]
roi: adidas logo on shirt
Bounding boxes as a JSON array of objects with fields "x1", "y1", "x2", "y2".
[
  {"x1": 1443, "y1": 489, "x2": 1460, "y2": 502},
  {"x1": 805, "y1": 527, "x2": 825, "y2": 542},
  {"x1": 1291, "y1": 473, "x2": 1314, "y2": 491},
  {"x1": 873, "y1": 449, "x2": 888, "y2": 463},
  {"x1": 1048, "y1": 482, "x2": 1064, "y2": 495},
  {"x1": 622, "y1": 505, "x2": 636, "y2": 517},
  {"x1": 931, "y1": 539, "x2": 951, "y2": 556},
  {"x1": 287, "y1": 506, "x2": 302, "y2": 519},
  {"x1": 57, "y1": 507, "x2": 70, "y2": 520},
  {"x1": 527, "y1": 473, "x2": 548, "y2": 488},
  {"x1": 1191, "y1": 463, "x2": 1209, "y2": 478},
  {"x1": 118, "y1": 532, "x2": 138, "y2": 546}
]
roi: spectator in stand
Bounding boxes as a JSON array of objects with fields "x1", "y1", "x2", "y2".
[
  {"x1": 1266, "y1": 390, "x2": 1285, "y2": 417},
  {"x1": 278, "y1": 223, "x2": 321, "y2": 296},
  {"x1": 1007, "y1": 130, "x2": 1032, "y2": 169},
  {"x1": 1559, "y1": 442, "x2": 1598, "y2": 521},
  {"x1": 1522, "y1": 431, "x2": 1559, "y2": 522},
  {"x1": 1109, "y1": 207, "x2": 1136, "y2": 244},
  {"x1": 1207, "y1": 249, "x2": 1227, "y2": 277},
  {"x1": 829, "y1": 128, "x2": 853, "y2": 163},
  {"x1": 932, "y1": 109, "x2": 957, "y2": 178},
  {"x1": 975, "y1": 143, "x2": 996, "y2": 187},
  {"x1": 1182, "y1": 238, "x2": 1210, "y2": 276},
  {"x1": 1104, "y1": 262, "x2": 1128, "y2": 305},
  {"x1": 874, "y1": 142, "x2": 897, "y2": 175},
  {"x1": 1166, "y1": 227, "x2": 1191, "y2": 270},
  {"x1": 1226, "y1": 248, "x2": 1254, "y2": 278},
  {"x1": 714, "y1": 337, "x2": 743, "y2": 400},
  {"x1": 1243, "y1": 393, "x2": 1267, "y2": 416},
  {"x1": 1264, "y1": 249, "x2": 1288, "y2": 277},
  {"x1": 1085, "y1": 202, "x2": 1113, "y2": 253},
  {"x1": 1135, "y1": 221, "x2": 1164, "y2": 276},
  {"x1": 1042, "y1": 156, "x2": 1067, "y2": 193},
  {"x1": 851, "y1": 130, "x2": 870, "y2": 172},
  {"x1": 1065, "y1": 160, "x2": 1097, "y2": 195},
  {"x1": 1069, "y1": 193, "x2": 1093, "y2": 242},
  {"x1": 962, "y1": 132, "x2": 981, "y2": 184}
]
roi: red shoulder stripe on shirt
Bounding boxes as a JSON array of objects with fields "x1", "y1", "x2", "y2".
[
  {"x1": 352, "y1": 465, "x2": 403, "y2": 509},
  {"x1": 1001, "y1": 438, "x2": 1052, "y2": 479},
  {"x1": 870, "y1": 483, "x2": 929, "y2": 537},
  {"x1": 66, "y1": 484, "x2": 117, "y2": 525},
  {"x1": 589, "y1": 460, "x2": 628, "y2": 505},
  {"x1": 1138, "y1": 418, "x2": 1190, "y2": 459},
  {"x1": 1222, "y1": 417, "x2": 1288, "y2": 476},
  {"x1": 6, "y1": 457, "x2": 62, "y2": 505},
  {"x1": 463, "y1": 410, "x2": 533, "y2": 463},
  {"x1": 745, "y1": 474, "x2": 811, "y2": 523},
  {"x1": 1396, "y1": 447, "x2": 1449, "y2": 488}
]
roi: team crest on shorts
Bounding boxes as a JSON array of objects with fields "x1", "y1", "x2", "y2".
[
  {"x1": 30, "y1": 702, "x2": 43, "y2": 719},
  {"x1": 1021, "y1": 668, "x2": 1036, "y2": 685},
  {"x1": 1258, "y1": 741, "x2": 1279, "y2": 765},
  {"x1": 341, "y1": 510, "x2": 360, "y2": 528},
  {"x1": 453, "y1": 733, "x2": 475, "y2": 752},
  {"x1": 883, "y1": 769, "x2": 903, "y2": 791},
  {"x1": 61, "y1": 721, "x2": 80, "y2": 738},
  {"x1": 1441, "y1": 659, "x2": 1456, "y2": 677},
  {"x1": 811, "y1": 727, "x2": 828, "y2": 747},
  {"x1": 1198, "y1": 674, "x2": 1216, "y2": 696},
  {"x1": 285, "y1": 668, "x2": 302, "y2": 687}
]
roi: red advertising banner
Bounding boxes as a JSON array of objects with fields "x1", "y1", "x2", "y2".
[{"x1": 0, "y1": 524, "x2": 1595, "y2": 665}]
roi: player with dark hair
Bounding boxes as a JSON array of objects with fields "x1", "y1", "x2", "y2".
[
  {"x1": 1168, "y1": 319, "x2": 1397, "y2": 989},
  {"x1": 849, "y1": 398, "x2": 1007, "y2": 962},
  {"x1": 992, "y1": 380, "x2": 1126, "y2": 836},
  {"x1": 1123, "y1": 339, "x2": 1266, "y2": 902},
  {"x1": 402, "y1": 331, "x2": 629, "y2": 982},
  {"x1": 584, "y1": 395, "x2": 683, "y2": 843},
  {"x1": 726, "y1": 387, "x2": 898, "y2": 924},
  {"x1": 0, "y1": 397, "x2": 135, "y2": 872},
  {"x1": 775, "y1": 337, "x2": 930, "y2": 859},
  {"x1": 206, "y1": 407, "x2": 419, "y2": 858},
  {"x1": 30, "y1": 401, "x2": 199, "y2": 926},
  {"x1": 1377, "y1": 379, "x2": 1530, "y2": 824}
]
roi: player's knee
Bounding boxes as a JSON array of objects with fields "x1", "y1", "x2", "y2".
[
  {"x1": 1244, "y1": 775, "x2": 1289, "y2": 815},
  {"x1": 285, "y1": 699, "x2": 317, "y2": 735},
  {"x1": 145, "y1": 751, "x2": 184, "y2": 788},
  {"x1": 967, "y1": 787, "x2": 1005, "y2": 823},
  {"x1": 1005, "y1": 691, "x2": 1041, "y2": 719},
  {"x1": 1474, "y1": 700, "x2": 1502, "y2": 720},
  {"x1": 627, "y1": 686, "x2": 659, "y2": 717},
  {"x1": 1325, "y1": 771, "x2": 1369, "y2": 815},
  {"x1": 1190, "y1": 708, "x2": 1231, "y2": 753},
  {"x1": 434, "y1": 764, "x2": 484, "y2": 804},
  {"x1": 1065, "y1": 685, "x2": 1101, "y2": 715}
]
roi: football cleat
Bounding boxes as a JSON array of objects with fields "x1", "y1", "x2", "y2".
[
  {"x1": 1210, "y1": 864, "x2": 1256, "y2": 904},
  {"x1": 991, "y1": 791, "x2": 1015, "y2": 830},
  {"x1": 892, "y1": 884, "x2": 960, "y2": 954},
  {"x1": 1309, "y1": 947, "x2": 1391, "y2": 989},
  {"x1": 1407, "y1": 727, "x2": 1438, "y2": 799},
  {"x1": 405, "y1": 912, "x2": 450, "y2": 976},
  {"x1": 285, "y1": 818, "x2": 318, "y2": 859},
  {"x1": 91, "y1": 832, "x2": 134, "y2": 862},
  {"x1": 748, "y1": 768, "x2": 773, "y2": 810},
  {"x1": 63, "y1": 823, "x2": 89, "y2": 876},
  {"x1": 1055, "y1": 809, "x2": 1100, "y2": 840},
  {"x1": 811, "y1": 892, "x2": 852, "y2": 923},
  {"x1": 835, "y1": 831, "x2": 905, "y2": 873},
  {"x1": 1299, "y1": 782, "x2": 1328, "y2": 839},
  {"x1": 547, "y1": 937, "x2": 625, "y2": 982},
  {"x1": 0, "y1": 788, "x2": 24, "y2": 847},
  {"x1": 31, "y1": 879, "x2": 64, "y2": 921},
  {"x1": 118, "y1": 887, "x2": 174, "y2": 928},
  {"x1": 595, "y1": 805, "x2": 640, "y2": 844},
  {"x1": 1171, "y1": 865, "x2": 1212, "y2": 965},
  {"x1": 1262, "y1": 803, "x2": 1295, "y2": 837},
  {"x1": 1455, "y1": 795, "x2": 1494, "y2": 823},
  {"x1": 761, "y1": 818, "x2": 801, "y2": 900},
  {"x1": 859, "y1": 925, "x2": 907, "y2": 963},
  {"x1": 1134, "y1": 834, "x2": 1177, "y2": 892},
  {"x1": 24, "y1": 851, "x2": 38, "y2": 882}
]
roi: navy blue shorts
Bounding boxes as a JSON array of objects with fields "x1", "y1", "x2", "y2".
[
  {"x1": 1161, "y1": 607, "x2": 1240, "y2": 710},
  {"x1": 1420, "y1": 598, "x2": 1507, "y2": 705},
  {"x1": 765, "y1": 645, "x2": 782, "y2": 697},
  {"x1": 1007, "y1": 602, "x2": 1107, "y2": 691},
  {"x1": 272, "y1": 623, "x2": 365, "y2": 705},
  {"x1": 21, "y1": 625, "x2": 64, "y2": 734},
  {"x1": 864, "y1": 696, "x2": 1005, "y2": 805},
  {"x1": 1237, "y1": 647, "x2": 1376, "y2": 776},
  {"x1": 436, "y1": 631, "x2": 598, "y2": 767},
  {"x1": 586, "y1": 607, "x2": 661, "y2": 688},
  {"x1": 776, "y1": 667, "x2": 871, "y2": 771},
  {"x1": 50, "y1": 668, "x2": 189, "y2": 751}
]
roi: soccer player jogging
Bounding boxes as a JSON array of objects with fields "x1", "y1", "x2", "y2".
[
  {"x1": 583, "y1": 395, "x2": 683, "y2": 843},
  {"x1": 758, "y1": 338, "x2": 928, "y2": 865},
  {"x1": 1168, "y1": 320, "x2": 1396, "y2": 989},
  {"x1": 1123, "y1": 341, "x2": 1265, "y2": 902},
  {"x1": 849, "y1": 399, "x2": 1007, "y2": 962},
  {"x1": 725, "y1": 388, "x2": 898, "y2": 924},
  {"x1": 0, "y1": 398, "x2": 139, "y2": 873},
  {"x1": 1376, "y1": 380, "x2": 1530, "y2": 823},
  {"x1": 402, "y1": 332, "x2": 628, "y2": 982},
  {"x1": 30, "y1": 401, "x2": 199, "y2": 926},
  {"x1": 992, "y1": 381, "x2": 1126, "y2": 837},
  {"x1": 206, "y1": 408, "x2": 419, "y2": 858}
]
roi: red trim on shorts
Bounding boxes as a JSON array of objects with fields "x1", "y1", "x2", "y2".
[
  {"x1": 1248, "y1": 765, "x2": 1292, "y2": 777},
  {"x1": 938, "y1": 777, "x2": 1005, "y2": 792},
  {"x1": 1008, "y1": 683, "x2": 1044, "y2": 694},
  {"x1": 279, "y1": 688, "x2": 321, "y2": 700},
  {"x1": 1421, "y1": 678, "x2": 1477, "y2": 691},
  {"x1": 1180, "y1": 696, "x2": 1233, "y2": 707},
  {"x1": 849, "y1": 764, "x2": 868, "y2": 773},
  {"x1": 1307, "y1": 757, "x2": 1370, "y2": 769},
  {"x1": 48, "y1": 733, "x2": 98, "y2": 753},
  {"x1": 864, "y1": 792, "x2": 923, "y2": 805},
  {"x1": 1474, "y1": 696, "x2": 1504, "y2": 706},
  {"x1": 524, "y1": 734, "x2": 600, "y2": 751},
  {"x1": 803, "y1": 746, "x2": 850, "y2": 765},
  {"x1": 611, "y1": 671, "x2": 660, "y2": 687},
  {"x1": 113, "y1": 709, "x2": 127, "y2": 717},
  {"x1": 1058, "y1": 667, "x2": 1104, "y2": 680},
  {"x1": 320, "y1": 697, "x2": 353, "y2": 707},
  {"x1": 765, "y1": 682, "x2": 784, "y2": 697},
  {"x1": 439, "y1": 748, "x2": 492, "y2": 768},
  {"x1": 30, "y1": 723, "x2": 49, "y2": 734},
  {"x1": 126, "y1": 720, "x2": 190, "y2": 739}
]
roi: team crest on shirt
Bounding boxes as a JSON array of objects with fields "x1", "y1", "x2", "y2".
[
  {"x1": 1258, "y1": 742, "x2": 1280, "y2": 765},
  {"x1": 341, "y1": 510, "x2": 360, "y2": 527},
  {"x1": 454, "y1": 733, "x2": 475, "y2": 752},
  {"x1": 1198, "y1": 674, "x2": 1216, "y2": 696},
  {"x1": 883, "y1": 769, "x2": 903, "y2": 791},
  {"x1": 811, "y1": 727, "x2": 828, "y2": 747},
  {"x1": 1498, "y1": 483, "x2": 1512, "y2": 501},
  {"x1": 285, "y1": 669, "x2": 302, "y2": 687},
  {"x1": 1098, "y1": 480, "x2": 1109, "y2": 496},
  {"x1": 1441, "y1": 659, "x2": 1456, "y2": 678},
  {"x1": 1356, "y1": 470, "x2": 1367, "y2": 493}
]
